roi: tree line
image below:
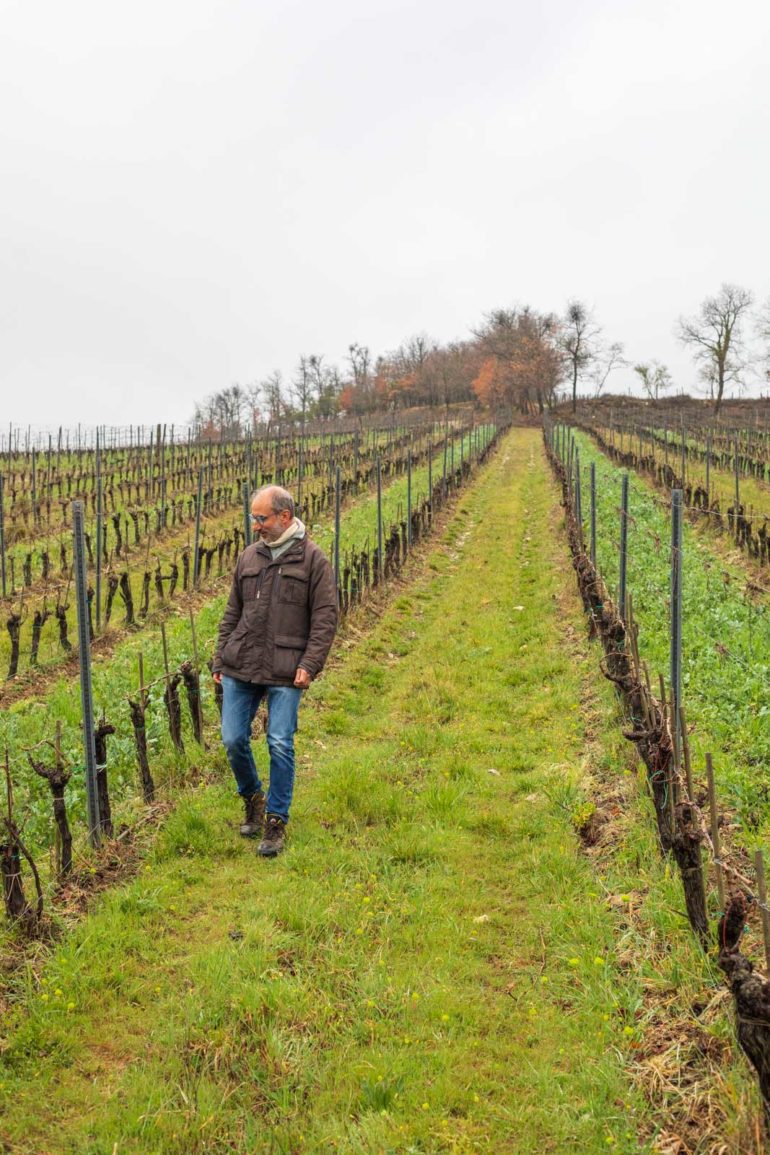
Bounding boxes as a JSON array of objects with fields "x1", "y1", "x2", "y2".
[
  {"x1": 192, "y1": 300, "x2": 628, "y2": 436},
  {"x1": 191, "y1": 285, "x2": 770, "y2": 435}
]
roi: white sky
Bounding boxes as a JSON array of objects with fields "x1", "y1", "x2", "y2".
[{"x1": 1, "y1": 0, "x2": 769, "y2": 426}]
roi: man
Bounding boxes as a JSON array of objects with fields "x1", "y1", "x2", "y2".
[{"x1": 212, "y1": 485, "x2": 338, "y2": 856}]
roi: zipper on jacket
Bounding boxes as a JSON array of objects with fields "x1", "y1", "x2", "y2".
[{"x1": 256, "y1": 565, "x2": 280, "y2": 600}]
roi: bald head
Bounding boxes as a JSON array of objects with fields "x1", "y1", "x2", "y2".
[
  {"x1": 251, "y1": 485, "x2": 295, "y2": 518},
  {"x1": 250, "y1": 485, "x2": 296, "y2": 544}
]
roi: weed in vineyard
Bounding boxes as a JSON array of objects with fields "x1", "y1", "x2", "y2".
[
  {"x1": 571, "y1": 428, "x2": 770, "y2": 856},
  {"x1": 0, "y1": 422, "x2": 501, "y2": 942},
  {"x1": 0, "y1": 420, "x2": 465, "y2": 685}
]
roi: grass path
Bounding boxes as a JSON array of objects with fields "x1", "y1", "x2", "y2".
[{"x1": 0, "y1": 429, "x2": 651, "y2": 1153}]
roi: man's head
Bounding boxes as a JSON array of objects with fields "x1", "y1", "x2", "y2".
[{"x1": 250, "y1": 485, "x2": 296, "y2": 544}]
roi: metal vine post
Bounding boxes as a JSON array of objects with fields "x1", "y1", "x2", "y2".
[
  {"x1": 72, "y1": 499, "x2": 102, "y2": 847},
  {"x1": 670, "y1": 488, "x2": 683, "y2": 777}
]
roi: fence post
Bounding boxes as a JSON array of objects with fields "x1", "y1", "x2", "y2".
[
  {"x1": 297, "y1": 441, "x2": 303, "y2": 515},
  {"x1": 31, "y1": 447, "x2": 37, "y2": 526},
  {"x1": 193, "y1": 467, "x2": 203, "y2": 587},
  {"x1": 334, "y1": 465, "x2": 341, "y2": 595},
  {"x1": 95, "y1": 429, "x2": 102, "y2": 630},
  {"x1": 0, "y1": 471, "x2": 6, "y2": 598},
  {"x1": 590, "y1": 461, "x2": 597, "y2": 568},
  {"x1": 376, "y1": 455, "x2": 383, "y2": 583},
  {"x1": 754, "y1": 850, "x2": 770, "y2": 975},
  {"x1": 407, "y1": 449, "x2": 412, "y2": 549},
  {"x1": 427, "y1": 442, "x2": 433, "y2": 524},
  {"x1": 72, "y1": 500, "x2": 101, "y2": 847},
  {"x1": 242, "y1": 481, "x2": 252, "y2": 547},
  {"x1": 706, "y1": 430, "x2": 711, "y2": 503},
  {"x1": 618, "y1": 473, "x2": 629, "y2": 618},
  {"x1": 160, "y1": 424, "x2": 166, "y2": 530},
  {"x1": 574, "y1": 449, "x2": 582, "y2": 540},
  {"x1": 734, "y1": 437, "x2": 741, "y2": 525},
  {"x1": 670, "y1": 488, "x2": 683, "y2": 782},
  {"x1": 680, "y1": 417, "x2": 686, "y2": 487}
]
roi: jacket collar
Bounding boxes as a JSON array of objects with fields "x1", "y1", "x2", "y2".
[{"x1": 255, "y1": 536, "x2": 306, "y2": 564}]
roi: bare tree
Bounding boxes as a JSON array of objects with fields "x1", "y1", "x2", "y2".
[
  {"x1": 348, "y1": 343, "x2": 371, "y2": 392},
  {"x1": 260, "y1": 370, "x2": 286, "y2": 428},
  {"x1": 244, "y1": 381, "x2": 262, "y2": 432},
  {"x1": 190, "y1": 383, "x2": 248, "y2": 438},
  {"x1": 307, "y1": 354, "x2": 340, "y2": 419},
  {"x1": 590, "y1": 341, "x2": 625, "y2": 399},
  {"x1": 558, "y1": 300, "x2": 601, "y2": 413},
  {"x1": 757, "y1": 299, "x2": 770, "y2": 386},
  {"x1": 431, "y1": 341, "x2": 479, "y2": 412},
  {"x1": 384, "y1": 333, "x2": 439, "y2": 407},
  {"x1": 677, "y1": 283, "x2": 754, "y2": 415},
  {"x1": 292, "y1": 356, "x2": 313, "y2": 433},
  {"x1": 634, "y1": 361, "x2": 672, "y2": 402}
]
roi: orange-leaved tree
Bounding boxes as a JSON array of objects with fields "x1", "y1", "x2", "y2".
[
  {"x1": 473, "y1": 307, "x2": 563, "y2": 413},
  {"x1": 472, "y1": 357, "x2": 512, "y2": 407}
]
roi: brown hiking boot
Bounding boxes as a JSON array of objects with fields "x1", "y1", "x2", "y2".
[
  {"x1": 258, "y1": 814, "x2": 287, "y2": 857},
  {"x1": 240, "y1": 791, "x2": 266, "y2": 838}
]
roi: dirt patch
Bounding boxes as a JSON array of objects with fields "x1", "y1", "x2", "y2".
[{"x1": 56, "y1": 805, "x2": 170, "y2": 915}]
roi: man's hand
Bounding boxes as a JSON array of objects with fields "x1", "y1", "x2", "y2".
[
  {"x1": 213, "y1": 671, "x2": 222, "y2": 685},
  {"x1": 294, "y1": 668, "x2": 311, "y2": 689}
]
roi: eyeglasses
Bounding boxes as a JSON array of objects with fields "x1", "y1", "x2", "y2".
[{"x1": 251, "y1": 513, "x2": 277, "y2": 526}]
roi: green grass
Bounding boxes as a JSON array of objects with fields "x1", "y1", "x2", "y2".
[
  {"x1": 0, "y1": 425, "x2": 497, "y2": 870},
  {"x1": 563, "y1": 427, "x2": 770, "y2": 852},
  {"x1": 1, "y1": 428, "x2": 762, "y2": 1152},
  {"x1": 0, "y1": 421, "x2": 473, "y2": 683},
  {"x1": 0, "y1": 427, "x2": 659, "y2": 1154},
  {"x1": 595, "y1": 420, "x2": 770, "y2": 517}
]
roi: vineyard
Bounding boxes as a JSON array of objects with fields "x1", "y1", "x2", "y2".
[
  {"x1": 547, "y1": 399, "x2": 770, "y2": 1147},
  {"x1": 2, "y1": 410, "x2": 770, "y2": 1151},
  {"x1": 0, "y1": 413, "x2": 503, "y2": 873},
  {"x1": 0, "y1": 418, "x2": 487, "y2": 685}
]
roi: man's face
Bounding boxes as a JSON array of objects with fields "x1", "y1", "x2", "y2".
[{"x1": 251, "y1": 495, "x2": 292, "y2": 543}]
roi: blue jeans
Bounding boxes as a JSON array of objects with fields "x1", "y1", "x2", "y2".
[{"x1": 220, "y1": 676, "x2": 302, "y2": 823}]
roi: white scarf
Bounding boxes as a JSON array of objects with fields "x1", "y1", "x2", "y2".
[{"x1": 267, "y1": 517, "x2": 306, "y2": 557}]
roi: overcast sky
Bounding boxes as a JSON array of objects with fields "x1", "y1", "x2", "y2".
[{"x1": 2, "y1": 0, "x2": 769, "y2": 427}]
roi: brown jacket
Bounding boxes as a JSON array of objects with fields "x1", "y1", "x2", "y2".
[{"x1": 213, "y1": 535, "x2": 338, "y2": 685}]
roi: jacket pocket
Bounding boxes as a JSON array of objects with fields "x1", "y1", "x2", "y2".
[
  {"x1": 242, "y1": 573, "x2": 262, "y2": 600},
  {"x1": 278, "y1": 568, "x2": 309, "y2": 605},
  {"x1": 221, "y1": 620, "x2": 249, "y2": 666},
  {"x1": 273, "y1": 634, "x2": 306, "y2": 679}
]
